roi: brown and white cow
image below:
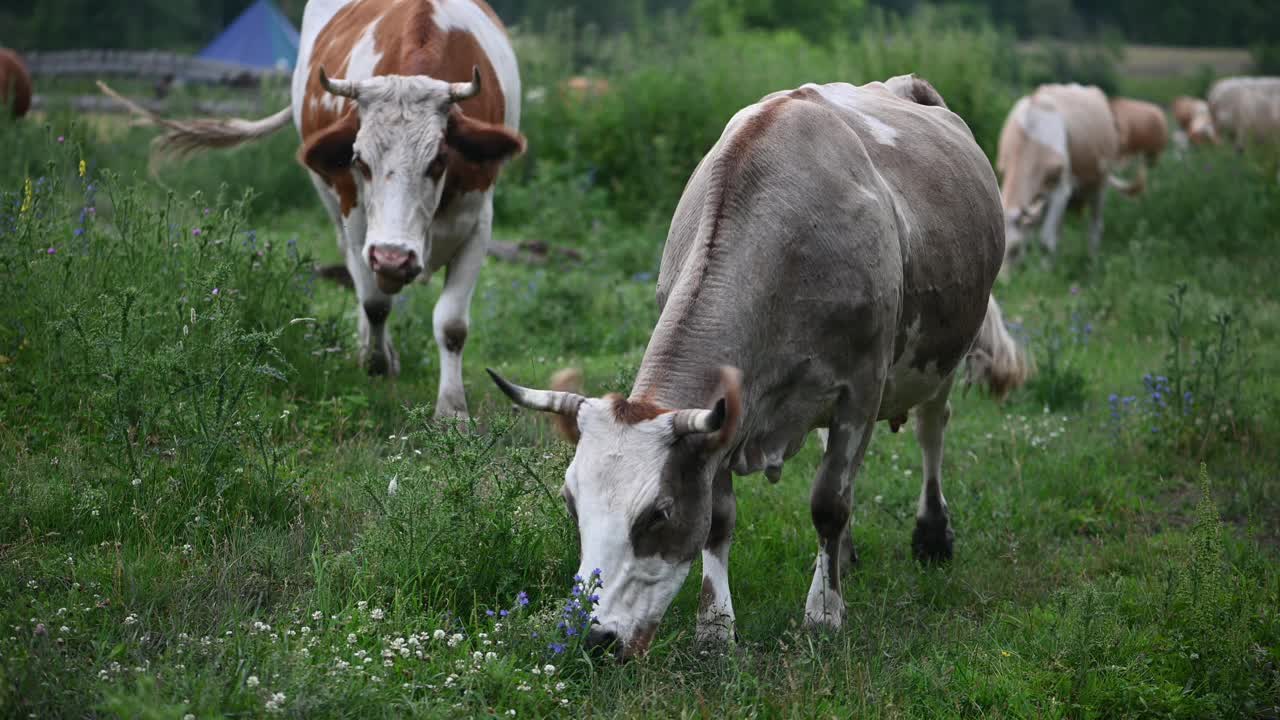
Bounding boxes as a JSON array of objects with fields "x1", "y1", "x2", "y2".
[
  {"x1": 1209, "y1": 76, "x2": 1280, "y2": 149},
  {"x1": 1108, "y1": 97, "x2": 1167, "y2": 195},
  {"x1": 1172, "y1": 96, "x2": 1218, "y2": 147},
  {"x1": 996, "y1": 84, "x2": 1126, "y2": 270},
  {"x1": 490, "y1": 76, "x2": 1029, "y2": 658},
  {"x1": 100, "y1": 0, "x2": 525, "y2": 420},
  {"x1": 0, "y1": 49, "x2": 32, "y2": 119}
]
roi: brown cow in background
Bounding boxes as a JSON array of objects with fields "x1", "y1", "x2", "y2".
[
  {"x1": 1109, "y1": 97, "x2": 1168, "y2": 195},
  {"x1": 1172, "y1": 96, "x2": 1218, "y2": 146},
  {"x1": 0, "y1": 49, "x2": 32, "y2": 119}
]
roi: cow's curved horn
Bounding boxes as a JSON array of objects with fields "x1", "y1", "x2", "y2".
[
  {"x1": 318, "y1": 67, "x2": 359, "y2": 99},
  {"x1": 488, "y1": 368, "x2": 583, "y2": 416},
  {"x1": 450, "y1": 66, "x2": 483, "y2": 102},
  {"x1": 671, "y1": 403, "x2": 725, "y2": 436}
]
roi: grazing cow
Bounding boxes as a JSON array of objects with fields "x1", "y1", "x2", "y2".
[
  {"x1": 1172, "y1": 96, "x2": 1218, "y2": 146},
  {"x1": 1108, "y1": 97, "x2": 1167, "y2": 195},
  {"x1": 0, "y1": 49, "x2": 32, "y2": 119},
  {"x1": 996, "y1": 84, "x2": 1127, "y2": 270},
  {"x1": 489, "y1": 75, "x2": 1029, "y2": 659},
  {"x1": 1208, "y1": 76, "x2": 1280, "y2": 149},
  {"x1": 100, "y1": 0, "x2": 525, "y2": 420}
]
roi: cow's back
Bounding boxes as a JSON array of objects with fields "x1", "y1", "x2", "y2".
[
  {"x1": 1036, "y1": 84, "x2": 1117, "y2": 186},
  {"x1": 292, "y1": 0, "x2": 520, "y2": 136},
  {"x1": 648, "y1": 81, "x2": 1002, "y2": 422},
  {"x1": 0, "y1": 49, "x2": 32, "y2": 119},
  {"x1": 1110, "y1": 97, "x2": 1167, "y2": 159},
  {"x1": 1210, "y1": 76, "x2": 1280, "y2": 144}
]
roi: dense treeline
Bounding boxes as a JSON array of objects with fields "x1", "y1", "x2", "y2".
[{"x1": 2, "y1": 0, "x2": 1277, "y2": 51}]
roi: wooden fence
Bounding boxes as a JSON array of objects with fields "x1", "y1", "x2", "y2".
[{"x1": 23, "y1": 49, "x2": 289, "y2": 84}]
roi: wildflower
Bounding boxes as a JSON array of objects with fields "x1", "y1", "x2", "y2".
[
  {"x1": 312, "y1": 611, "x2": 323, "y2": 621},
  {"x1": 57, "y1": 135, "x2": 65, "y2": 143},
  {"x1": 183, "y1": 715, "x2": 194, "y2": 720},
  {"x1": 46, "y1": 246, "x2": 57, "y2": 255},
  {"x1": 486, "y1": 609, "x2": 496, "y2": 617},
  {"x1": 357, "y1": 601, "x2": 368, "y2": 611},
  {"x1": 132, "y1": 477, "x2": 142, "y2": 488},
  {"x1": 371, "y1": 608, "x2": 385, "y2": 621},
  {"x1": 182, "y1": 544, "x2": 193, "y2": 555},
  {"x1": 123, "y1": 614, "x2": 137, "y2": 626},
  {"x1": 555, "y1": 681, "x2": 566, "y2": 692},
  {"x1": 192, "y1": 228, "x2": 202, "y2": 236},
  {"x1": 59, "y1": 626, "x2": 70, "y2": 634},
  {"x1": 486, "y1": 651, "x2": 497, "y2": 662},
  {"x1": 247, "y1": 675, "x2": 260, "y2": 688},
  {"x1": 1001, "y1": 650, "x2": 1011, "y2": 657},
  {"x1": 448, "y1": 633, "x2": 463, "y2": 647},
  {"x1": 347, "y1": 633, "x2": 357, "y2": 644},
  {"x1": 265, "y1": 692, "x2": 286, "y2": 714},
  {"x1": 433, "y1": 629, "x2": 446, "y2": 640},
  {"x1": 79, "y1": 159, "x2": 86, "y2": 178},
  {"x1": 210, "y1": 288, "x2": 219, "y2": 296},
  {"x1": 34, "y1": 623, "x2": 47, "y2": 637},
  {"x1": 543, "y1": 664, "x2": 556, "y2": 676}
]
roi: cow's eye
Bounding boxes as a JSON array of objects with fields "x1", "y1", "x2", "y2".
[
  {"x1": 426, "y1": 153, "x2": 448, "y2": 179},
  {"x1": 643, "y1": 501, "x2": 671, "y2": 532}
]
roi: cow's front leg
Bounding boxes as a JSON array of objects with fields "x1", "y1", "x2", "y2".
[
  {"x1": 431, "y1": 216, "x2": 489, "y2": 421},
  {"x1": 1038, "y1": 175, "x2": 1074, "y2": 257},
  {"x1": 1086, "y1": 182, "x2": 1108, "y2": 257},
  {"x1": 805, "y1": 392, "x2": 877, "y2": 630},
  {"x1": 345, "y1": 242, "x2": 400, "y2": 377},
  {"x1": 697, "y1": 469, "x2": 736, "y2": 645},
  {"x1": 912, "y1": 378, "x2": 955, "y2": 563}
]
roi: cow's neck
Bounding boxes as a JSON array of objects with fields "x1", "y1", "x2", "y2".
[{"x1": 630, "y1": 312, "x2": 744, "y2": 413}]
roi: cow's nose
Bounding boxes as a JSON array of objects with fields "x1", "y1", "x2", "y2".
[
  {"x1": 584, "y1": 627, "x2": 622, "y2": 659},
  {"x1": 368, "y1": 246, "x2": 422, "y2": 291}
]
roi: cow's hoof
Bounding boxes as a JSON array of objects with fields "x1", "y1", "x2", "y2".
[
  {"x1": 694, "y1": 618, "x2": 736, "y2": 647},
  {"x1": 363, "y1": 346, "x2": 400, "y2": 378},
  {"x1": 434, "y1": 391, "x2": 469, "y2": 424},
  {"x1": 912, "y1": 514, "x2": 954, "y2": 564}
]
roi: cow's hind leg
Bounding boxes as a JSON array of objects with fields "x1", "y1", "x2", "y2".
[
  {"x1": 815, "y1": 429, "x2": 859, "y2": 573},
  {"x1": 431, "y1": 200, "x2": 491, "y2": 420},
  {"x1": 1038, "y1": 175, "x2": 1074, "y2": 257},
  {"x1": 805, "y1": 390, "x2": 878, "y2": 630},
  {"x1": 697, "y1": 469, "x2": 737, "y2": 645},
  {"x1": 912, "y1": 376, "x2": 955, "y2": 563}
]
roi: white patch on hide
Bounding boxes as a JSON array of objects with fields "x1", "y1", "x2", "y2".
[{"x1": 434, "y1": 0, "x2": 522, "y2": 129}]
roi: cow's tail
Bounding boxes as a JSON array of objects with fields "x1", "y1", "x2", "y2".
[
  {"x1": 97, "y1": 81, "x2": 292, "y2": 167},
  {"x1": 964, "y1": 294, "x2": 1032, "y2": 401}
]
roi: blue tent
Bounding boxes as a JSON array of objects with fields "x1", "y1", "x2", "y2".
[{"x1": 197, "y1": 0, "x2": 300, "y2": 71}]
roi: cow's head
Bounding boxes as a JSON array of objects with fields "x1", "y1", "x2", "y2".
[
  {"x1": 1173, "y1": 97, "x2": 1219, "y2": 146},
  {"x1": 302, "y1": 67, "x2": 525, "y2": 294},
  {"x1": 488, "y1": 367, "x2": 743, "y2": 660},
  {"x1": 996, "y1": 98, "x2": 1069, "y2": 269}
]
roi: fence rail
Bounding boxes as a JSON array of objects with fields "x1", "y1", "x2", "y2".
[{"x1": 23, "y1": 49, "x2": 290, "y2": 84}]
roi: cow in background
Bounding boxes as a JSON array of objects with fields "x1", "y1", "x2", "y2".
[
  {"x1": 0, "y1": 49, "x2": 32, "y2": 119},
  {"x1": 1108, "y1": 97, "x2": 1168, "y2": 195},
  {"x1": 1172, "y1": 96, "x2": 1218, "y2": 147},
  {"x1": 996, "y1": 84, "x2": 1131, "y2": 271},
  {"x1": 100, "y1": 0, "x2": 526, "y2": 421},
  {"x1": 1209, "y1": 76, "x2": 1280, "y2": 149}
]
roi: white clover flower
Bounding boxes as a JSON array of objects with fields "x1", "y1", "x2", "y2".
[
  {"x1": 312, "y1": 611, "x2": 323, "y2": 621},
  {"x1": 383, "y1": 659, "x2": 393, "y2": 667},
  {"x1": 123, "y1": 614, "x2": 137, "y2": 626},
  {"x1": 347, "y1": 633, "x2": 357, "y2": 644},
  {"x1": 543, "y1": 664, "x2": 556, "y2": 676},
  {"x1": 531, "y1": 667, "x2": 541, "y2": 676},
  {"x1": 132, "y1": 478, "x2": 142, "y2": 487},
  {"x1": 357, "y1": 601, "x2": 368, "y2": 611},
  {"x1": 485, "y1": 652, "x2": 497, "y2": 662},
  {"x1": 264, "y1": 692, "x2": 286, "y2": 714},
  {"x1": 506, "y1": 711, "x2": 517, "y2": 717},
  {"x1": 246, "y1": 675, "x2": 259, "y2": 688},
  {"x1": 60, "y1": 625, "x2": 70, "y2": 633},
  {"x1": 301, "y1": 626, "x2": 310, "y2": 634},
  {"x1": 555, "y1": 681, "x2": 566, "y2": 692},
  {"x1": 447, "y1": 633, "x2": 463, "y2": 647},
  {"x1": 183, "y1": 714, "x2": 195, "y2": 720},
  {"x1": 182, "y1": 544, "x2": 193, "y2": 555},
  {"x1": 371, "y1": 608, "x2": 385, "y2": 621},
  {"x1": 472, "y1": 651, "x2": 484, "y2": 663},
  {"x1": 433, "y1": 629, "x2": 446, "y2": 641}
]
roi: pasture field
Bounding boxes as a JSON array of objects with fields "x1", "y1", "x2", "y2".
[{"x1": 3, "y1": 18, "x2": 1280, "y2": 719}]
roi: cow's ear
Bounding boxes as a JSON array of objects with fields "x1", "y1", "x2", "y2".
[
  {"x1": 299, "y1": 112, "x2": 359, "y2": 177},
  {"x1": 445, "y1": 108, "x2": 526, "y2": 164}
]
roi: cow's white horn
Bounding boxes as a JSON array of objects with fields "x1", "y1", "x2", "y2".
[
  {"x1": 671, "y1": 402, "x2": 725, "y2": 436},
  {"x1": 487, "y1": 368, "x2": 583, "y2": 416},
  {"x1": 318, "y1": 67, "x2": 359, "y2": 99},
  {"x1": 450, "y1": 66, "x2": 483, "y2": 102}
]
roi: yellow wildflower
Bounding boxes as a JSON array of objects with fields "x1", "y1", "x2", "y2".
[
  {"x1": 20, "y1": 177, "x2": 32, "y2": 215},
  {"x1": 79, "y1": 159, "x2": 87, "y2": 178},
  {"x1": 1001, "y1": 650, "x2": 1011, "y2": 657}
]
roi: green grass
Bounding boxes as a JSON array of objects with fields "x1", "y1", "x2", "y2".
[{"x1": 3, "y1": 25, "x2": 1280, "y2": 720}]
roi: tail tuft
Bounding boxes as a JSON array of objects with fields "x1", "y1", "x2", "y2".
[{"x1": 965, "y1": 295, "x2": 1032, "y2": 401}]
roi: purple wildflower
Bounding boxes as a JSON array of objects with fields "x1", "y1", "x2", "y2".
[
  {"x1": 499, "y1": 609, "x2": 509, "y2": 617},
  {"x1": 192, "y1": 228, "x2": 202, "y2": 237},
  {"x1": 46, "y1": 247, "x2": 56, "y2": 255},
  {"x1": 485, "y1": 609, "x2": 495, "y2": 617},
  {"x1": 211, "y1": 288, "x2": 220, "y2": 296},
  {"x1": 57, "y1": 136, "x2": 65, "y2": 144},
  {"x1": 516, "y1": 591, "x2": 529, "y2": 607},
  {"x1": 548, "y1": 642, "x2": 565, "y2": 654}
]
